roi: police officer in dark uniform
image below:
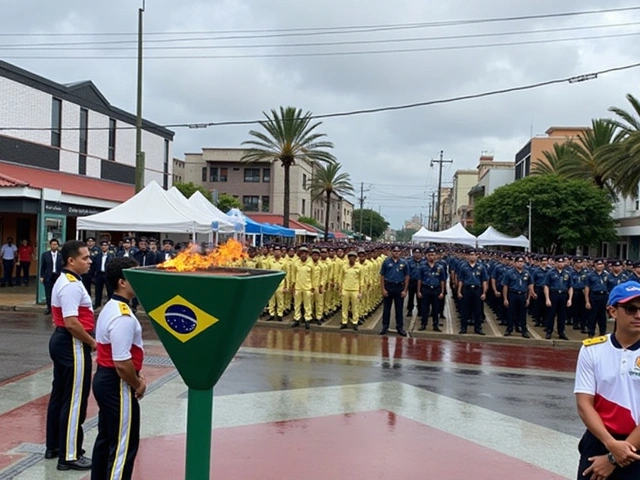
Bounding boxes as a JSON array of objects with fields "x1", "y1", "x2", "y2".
[
  {"x1": 406, "y1": 248, "x2": 423, "y2": 318},
  {"x1": 531, "y1": 255, "x2": 549, "y2": 327},
  {"x1": 585, "y1": 258, "x2": 611, "y2": 337},
  {"x1": 543, "y1": 255, "x2": 573, "y2": 340},
  {"x1": 93, "y1": 241, "x2": 115, "y2": 309},
  {"x1": 379, "y1": 245, "x2": 409, "y2": 336},
  {"x1": 436, "y1": 248, "x2": 448, "y2": 320},
  {"x1": 456, "y1": 249, "x2": 488, "y2": 335},
  {"x1": 158, "y1": 239, "x2": 176, "y2": 264},
  {"x1": 116, "y1": 238, "x2": 135, "y2": 259},
  {"x1": 628, "y1": 261, "x2": 640, "y2": 283},
  {"x1": 607, "y1": 259, "x2": 629, "y2": 292},
  {"x1": 417, "y1": 247, "x2": 446, "y2": 332},
  {"x1": 132, "y1": 237, "x2": 156, "y2": 267},
  {"x1": 82, "y1": 237, "x2": 99, "y2": 296},
  {"x1": 570, "y1": 257, "x2": 588, "y2": 332},
  {"x1": 501, "y1": 255, "x2": 532, "y2": 338}
]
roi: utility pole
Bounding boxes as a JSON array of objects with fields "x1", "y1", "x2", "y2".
[
  {"x1": 358, "y1": 182, "x2": 366, "y2": 237},
  {"x1": 430, "y1": 150, "x2": 453, "y2": 230},
  {"x1": 134, "y1": 0, "x2": 146, "y2": 192},
  {"x1": 429, "y1": 192, "x2": 436, "y2": 229}
]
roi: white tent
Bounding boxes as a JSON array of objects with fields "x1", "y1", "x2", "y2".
[
  {"x1": 416, "y1": 222, "x2": 477, "y2": 247},
  {"x1": 77, "y1": 181, "x2": 200, "y2": 233},
  {"x1": 411, "y1": 226, "x2": 435, "y2": 243},
  {"x1": 477, "y1": 226, "x2": 530, "y2": 248},
  {"x1": 187, "y1": 191, "x2": 237, "y2": 233},
  {"x1": 165, "y1": 187, "x2": 220, "y2": 234}
]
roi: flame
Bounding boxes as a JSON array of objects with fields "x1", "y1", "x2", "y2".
[{"x1": 158, "y1": 239, "x2": 247, "y2": 272}]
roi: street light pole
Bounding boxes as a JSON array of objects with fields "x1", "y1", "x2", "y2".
[
  {"x1": 528, "y1": 200, "x2": 532, "y2": 252},
  {"x1": 134, "y1": 0, "x2": 146, "y2": 192}
]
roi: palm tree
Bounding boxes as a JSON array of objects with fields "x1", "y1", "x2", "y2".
[
  {"x1": 241, "y1": 107, "x2": 336, "y2": 227},
  {"x1": 602, "y1": 93, "x2": 640, "y2": 197},
  {"x1": 309, "y1": 162, "x2": 354, "y2": 241},
  {"x1": 531, "y1": 143, "x2": 575, "y2": 176}
]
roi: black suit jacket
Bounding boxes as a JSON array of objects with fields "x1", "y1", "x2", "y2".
[
  {"x1": 40, "y1": 250, "x2": 63, "y2": 282},
  {"x1": 91, "y1": 252, "x2": 115, "y2": 276}
]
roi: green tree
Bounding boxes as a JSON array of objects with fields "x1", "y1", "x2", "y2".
[
  {"x1": 216, "y1": 193, "x2": 242, "y2": 213},
  {"x1": 241, "y1": 106, "x2": 336, "y2": 228},
  {"x1": 298, "y1": 216, "x2": 321, "y2": 228},
  {"x1": 531, "y1": 143, "x2": 576, "y2": 176},
  {"x1": 395, "y1": 228, "x2": 417, "y2": 242},
  {"x1": 353, "y1": 209, "x2": 389, "y2": 240},
  {"x1": 309, "y1": 162, "x2": 354, "y2": 241},
  {"x1": 174, "y1": 182, "x2": 212, "y2": 202},
  {"x1": 474, "y1": 175, "x2": 616, "y2": 253}
]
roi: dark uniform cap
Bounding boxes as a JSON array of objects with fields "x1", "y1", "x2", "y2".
[
  {"x1": 413, "y1": 248, "x2": 422, "y2": 253},
  {"x1": 611, "y1": 259, "x2": 623, "y2": 267},
  {"x1": 123, "y1": 237, "x2": 132, "y2": 242},
  {"x1": 514, "y1": 255, "x2": 525, "y2": 262},
  {"x1": 467, "y1": 249, "x2": 478, "y2": 254},
  {"x1": 538, "y1": 255, "x2": 549, "y2": 261},
  {"x1": 594, "y1": 258, "x2": 605, "y2": 265},
  {"x1": 100, "y1": 240, "x2": 109, "y2": 246},
  {"x1": 573, "y1": 256, "x2": 583, "y2": 263},
  {"x1": 392, "y1": 246, "x2": 401, "y2": 252},
  {"x1": 633, "y1": 261, "x2": 640, "y2": 268},
  {"x1": 163, "y1": 239, "x2": 174, "y2": 246},
  {"x1": 86, "y1": 236, "x2": 96, "y2": 242},
  {"x1": 347, "y1": 251, "x2": 357, "y2": 257},
  {"x1": 626, "y1": 260, "x2": 634, "y2": 266},
  {"x1": 555, "y1": 255, "x2": 567, "y2": 262},
  {"x1": 426, "y1": 247, "x2": 436, "y2": 253}
]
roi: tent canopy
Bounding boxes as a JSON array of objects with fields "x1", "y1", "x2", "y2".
[
  {"x1": 187, "y1": 191, "x2": 237, "y2": 233},
  {"x1": 165, "y1": 187, "x2": 221, "y2": 234},
  {"x1": 77, "y1": 181, "x2": 199, "y2": 233},
  {"x1": 226, "y1": 209, "x2": 294, "y2": 237},
  {"x1": 411, "y1": 226, "x2": 435, "y2": 243},
  {"x1": 477, "y1": 226, "x2": 529, "y2": 248},
  {"x1": 413, "y1": 223, "x2": 477, "y2": 247}
]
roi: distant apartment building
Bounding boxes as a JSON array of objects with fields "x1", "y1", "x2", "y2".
[
  {"x1": 173, "y1": 157, "x2": 185, "y2": 184},
  {"x1": 466, "y1": 154, "x2": 515, "y2": 226},
  {"x1": 404, "y1": 214, "x2": 422, "y2": 231},
  {"x1": 449, "y1": 170, "x2": 477, "y2": 228},
  {"x1": 514, "y1": 126, "x2": 589, "y2": 180},
  {"x1": 312, "y1": 191, "x2": 354, "y2": 231}
]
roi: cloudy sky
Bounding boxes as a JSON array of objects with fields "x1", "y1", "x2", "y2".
[{"x1": 2, "y1": 1, "x2": 640, "y2": 228}]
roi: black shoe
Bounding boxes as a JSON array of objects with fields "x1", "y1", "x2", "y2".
[
  {"x1": 305, "y1": 322, "x2": 310, "y2": 330},
  {"x1": 353, "y1": 324, "x2": 358, "y2": 331},
  {"x1": 418, "y1": 325, "x2": 426, "y2": 331},
  {"x1": 340, "y1": 323, "x2": 348, "y2": 330},
  {"x1": 459, "y1": 328, "x2": 467, "y2": 334},
  {"x1": 291, "y1": 321, "x2": 300, "y2": 328},
  {"x1": 439, "y1": 315, "x2": 446, "y2": 320},
  {"x1": 406, "y1": 311, "x2": 412, "y2": 317},
  {"x1": 379, "y1": 327, "x2": 389, "y2": 335},
  {"x1": 573, "y1": 324, "x2": 582, "y2": 330},
  {"x1": 503, "y1": 330, "x2": 512, "y2": 337},
  {"x1": 44, "y1": 448, "x2": 58, "y2": 459},
  {"x1": 277, "y1": 316, "x2": 283, "y2": 322},
  {"x1": 558, "y1": 333, "x2": 569, "y2": 340},
  {"x1": 433, "y1": 326, "x2": 442, "y2": 332},
  {"x1": 397, "y1": 329, "x2": 408, "y2": 337},
  {"x1": 581, "y1": 328, "x2": 588, "y2": 334},
  {"x1": 475, "y1": 330, "x2": 486, "y2": 336},
  {"x1": 315, "y1": 319, "x2": 322, "y2": 325},
  {"x1": 267, "y1": 316, "x2": 275, "y2": 321},
  {"x1": 545, "y1": 333, "x2": 552, "y2": 340},
  {"x1": 43, "y1": 308, "x2": 51, "y2": 315},
  {"x1": 358, "y1": 318, "x2": 364, "y2": 326},
  {"x1": 57, "y1": 456, "x2": 92, "y2": 471},
  {"x1": 522, "y1": 331, "x2": 531, "y2": 339}
]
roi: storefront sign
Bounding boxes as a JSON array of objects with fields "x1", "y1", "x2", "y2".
[{"x1": 44, "y1": 202, "x2": 104, "y2": 216}]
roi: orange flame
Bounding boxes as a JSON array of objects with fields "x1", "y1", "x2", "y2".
[{"x1": 158, "y1": 239, "x2": 247, "y2": 272}]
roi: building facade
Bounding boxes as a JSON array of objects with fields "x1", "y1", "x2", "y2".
[
  {"x1": 311, "y1": 192, "x2": 354, "y2": 232},
  {"x1": 173, "y1": 157, "x2": 185, "y2": 184},
  {"x1": 466, "y1": 155, "x2": 515, "y2": 226},
  {"x1": 449, "y1": 170, "x2": 477, "y2": 228},
  {"x1": 514, "y1": 126, "x2": 588, "y2": 180}
]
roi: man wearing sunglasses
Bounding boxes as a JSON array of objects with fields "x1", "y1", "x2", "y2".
[{"x1": 575, "y1": 282, "x2": 640, "y2": 479}]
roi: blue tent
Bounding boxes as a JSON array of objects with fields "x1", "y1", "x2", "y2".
[{"x1": 265, "y1": 223, "x2": 295, "y2": 238}]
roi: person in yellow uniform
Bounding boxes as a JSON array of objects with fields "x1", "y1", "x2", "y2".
[
  {"x1": 291, "y1": 246, "x2": 314, "y2": 330},
  {"x1": 356, "y1": 250, "x2": 370, "y2": 322},
  {"x1": 340, "y1": 251, "x2": 363, "y2": 331},
  {"x1": 310, "y1": 249, "x2": 326, "y2": 325},
  {"x1": 283, "y1": 246, "x2": 296, "y2": 315},
  {"x1": 320, "y1": 248, "x2": 333, "y2": 319},
  {"x1": 265, "y1": 246, "x2": 288, "y2": 322},
  {"x1": 334, "y1": 247, "x2": 346, "y2": 314},
  {"x1": 243, "y1": 247, "x2": 259, "y2": 269}
]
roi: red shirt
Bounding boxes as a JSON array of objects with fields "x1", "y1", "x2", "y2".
[{"x1": 18, "y1": 245, "x2": 33, "y2": 262}]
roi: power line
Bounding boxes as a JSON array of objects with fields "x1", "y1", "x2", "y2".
[
  {"x1": 0, "y1": 60, "x2": 638, "y2": 132},
  {"x1": 2, "y1": 21, "x2": 638, "y2": 49},
  {"x1": 0, "y1": 5, "x2": 637, "y2": 38},
  {"x1": 3, "y1": 31, "x2": 640, "y2": 59}
]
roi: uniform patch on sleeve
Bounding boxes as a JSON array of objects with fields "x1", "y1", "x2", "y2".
[
  {"x1": 65, "y1": 273, "x2": 77, "y2": 282},
  {"x1": 583, "y1": 336, "x2": 607, "y2": 347},
  {"x1": 118, "y1": 302, "x2": 132, "y2": 316}
]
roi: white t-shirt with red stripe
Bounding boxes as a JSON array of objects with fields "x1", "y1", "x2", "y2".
[
  {"x1": 574, "y1": 334, "x2": 640, "y2": 436},
  {"x1": 52, "y1": 271, "x2": 94, "y2": 331},
  {"x1": 95, "y1": 297, "x2": 144, "y2": 371}
]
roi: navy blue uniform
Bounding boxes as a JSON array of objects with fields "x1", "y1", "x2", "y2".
[
  {"x1": 457, "y1": 262, "x2": 488, "y2": 333},
  {"x1": 585, "y1": 271, "x2": 609, "y2": 336},
  {"x1": 502, "y1": 267, "x2": 532, "y2": 334},
  {"x1": 406, "y1": 257, "x2": 423, "y2": 317},
  {"x1": 570, "y1": 268, "x2": 588, "y2": 331},
  {"x1": 544, "y1": 268, "x2": 573, "y2": 336},
  {"x1": 418, "y1": 262, "x2": 446, "y2": 328},
  {"x1": 532, "y1": 266, "x2": 549, "y2": 326},
  {"x1": 380, "y1": 257, "x2": 409, "y2": 333}
]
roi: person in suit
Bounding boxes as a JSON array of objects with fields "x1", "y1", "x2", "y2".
[
  {"x1": 116, "y1": 238, "x2": 135, "y2": 259},
  {"x1": 132, "y1": 238, "x2": 156, "y2": 267},
  {"x1": 158, "y1": 239, "x2": 176, "y2": 264},
  {"x1": 92, "y1": 241, "x2": 115, "y2": 309},
  {"x1": 40, "y1": 239, "x2": 63, "y2": 314},
  {"x1": 81, "y1": 237, "x2": 99, "y2": 296}
]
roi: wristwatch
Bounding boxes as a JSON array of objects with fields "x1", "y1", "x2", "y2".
[{"x1": 607, "y1": 452, "x2": 618, "y2": 466}]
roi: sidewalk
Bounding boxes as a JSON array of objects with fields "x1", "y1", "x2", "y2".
[{"x1": 0, "y1": 284, "x2": 44, "y2": 312}]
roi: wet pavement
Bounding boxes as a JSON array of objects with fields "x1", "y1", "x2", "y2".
[{"x1": 0, "y1": 310, "x2": 583, "y2": 479}]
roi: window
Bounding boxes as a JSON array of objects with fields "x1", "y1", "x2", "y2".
[
  {"x1": 302, "y1": 199, "x2": 306, "y2": 216},
  {"x1": 209, "y1": 167, "x2": 228, "y2": 182},
  {"x1": 617, "y1": 243, "x2": 628, "y2": 260},
  {"x1": 233, "y1": 167, "x2": 240, "y2": 171},
  {"x1": 243, "y1": 195, "x2": 259, "y2": 211},
  {"x1": 262, "y1": 168, "x2": 271, "y2": 182},
  {"x1": 302, "y1": 174, "x2": 307, "y2": 189},
  {"x1": 163, "y1": 139, "x2": 170, "y2": 189},
  {"x1": 108, "y1": 118, "x2": 116, "y2": 160},
  {"x1": 51, "y1": 98, "x2": 62, "y2": 147},
  {"x1": 202, "y1": 167, "x2": 207, "y2": 182},
  {"x1": 261, "y1": 196, "x2": 270, "y2": 212},
  {"x1": 79, "y1": 108, "x2": 88, "y2": 175},
  {"x1": 244, "y1": 168, "x2": 260, "y2": 182}
]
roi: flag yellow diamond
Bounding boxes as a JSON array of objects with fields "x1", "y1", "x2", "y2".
[{"x1": 148, "y1": 295, "x2": 219, "y2": 343}]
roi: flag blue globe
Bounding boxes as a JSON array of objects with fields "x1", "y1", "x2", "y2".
[{"x1": 165, "y1": 304, "x2": 198, "y2": 334}]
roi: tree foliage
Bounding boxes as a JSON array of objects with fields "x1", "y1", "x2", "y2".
[
  {"x1": 174, "y1": 182, "x2": 212, "y2": 202},
  {"x1": 353, "y1": 209, "x2": 389, "y2": 240},
  {"x1": 216, "y1": 193, "x2": 242, "y2": 213},
  {"x1": 298, "y1": 216, "x2": 321, "y2": 228},
  {"x1": 309, "y1": 162, "x2": 354, "y2": 240},
  {"x1": 395, "y1": 228, "x2": 417, "y2": 242},
  {"x1": 474, "y1": 175, "x2": 616, "y2": 253}
]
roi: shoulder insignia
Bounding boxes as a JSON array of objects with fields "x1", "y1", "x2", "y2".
[
  {"x1": 583, "y1": 336, "x2": 607, "y2": 347},
  {"x1": 118, "y1": 302, "x2": 132, "y2": 316},
  {"x1": 65, "y1": 273, "x2": 77, "y2": 282}
]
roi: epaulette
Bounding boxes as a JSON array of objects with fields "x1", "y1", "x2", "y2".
[
  {"x1": 583, "y1": 336, "x2": 607, "y2": 347},
  {"x1": 65, "y1": 273, "x2": 77, "y2": 282},
  {"x1": 118, "y1": 302, "x2": 132, "y2": 316}
]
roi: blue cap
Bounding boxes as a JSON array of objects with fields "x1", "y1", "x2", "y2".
[{"x1": 608, "y1": 281, "x2": 640, "y2": 306}]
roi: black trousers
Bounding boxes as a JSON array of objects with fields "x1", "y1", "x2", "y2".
[
  {"x1": 407, "y1": 280, "x2": 421, "y2": 315},
  {"x1": 420, "y1": 288, "x2": 441, "y2": 327},
  {"x1": 571, "y1": 289, "x2": 586, "y2": 328},
  {"x1": 588, "y1": 293, "x2": 608, "y2": 336},
  {"x1": 507, "y1": 291, "x2": 527, "y2": 332},
  {"x1": 46, "y1": 327, "x2": 92, "y2": 461},
  {"x1": 533, "y1": 286, "x2": 547, "y2": 324},
  {"x1": 82, "y1": 274, "x2": 93, "y2": 297},
  {"x1": 92, "y1": 367, "x2": 140, "y2": 480},
  {"x1": 382, "y1": 282, "x2": 404, "y2": 330},
  {"x1": 546, "y1": 291, "x2": 568, "y2": 334},
  {"x1": 44, "y1": 273, "x2": 60, "y2": 309},
  {"x1": 15, "y1": 261, "x2": 30, "y2": 285},
  {"x1": 94, "y1": 272, "x2": 113, "y2": 307},
  {"x1": 2, "y1": 258, "x2": 14, "y2": 285},
  {"x1": 577, "y1": 430, "x2": 640, "y2": 479},
  {"x1": 461, "y1": 286, "x2": 483, "y2": 330}
]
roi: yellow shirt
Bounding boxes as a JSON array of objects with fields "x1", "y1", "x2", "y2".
[
  {"x1": 341, "y1": 263, "x2": 363, "y2": 291},
  {"x1": 266, "y1": 257, "x2": 288, "y2": 288},
  {"x1": 294, "y1": 258, "x2": 314, "y2": 291},
  {"x1": 244, "y1": 258, "x2": 259, "y2": 269}
]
